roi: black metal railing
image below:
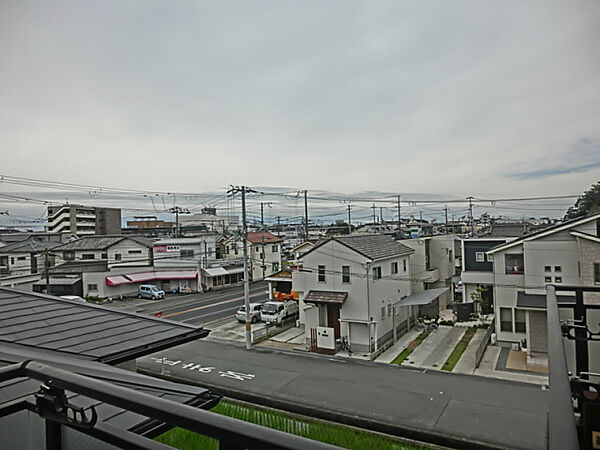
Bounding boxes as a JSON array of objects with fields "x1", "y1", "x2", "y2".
[
  {"x1": 546, "y1": 285, "x2": 600, "y2": 450},
  {"x1": 0, "y1": 360, "x2": 341, "y2": 450}
]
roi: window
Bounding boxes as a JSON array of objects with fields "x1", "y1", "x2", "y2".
[
  {"x1": 505, "y1": 254, "x2": 524, "y2": 274},
  {"x1": 372, "y1": 266, "x2": 382, "y2": 280},
  {"x1": 544, "y1": 266, "x2": 551, "y2": 272},
  {"x1": 594, "y1": 263, "x2": 600, "y2": 284},
  {"x1": 63, "y1": 252, "x2": 74, "y2": 260},
  {"x1": 487, "y1": 254, "x2": 494, "y2": 262},
  {"x1": 544, "y1": 276, "x2": 552, "y2": 283},
  {"x1": 448, "y1": 250, "x2": 453, "y2": 263},
  {"x1": 342, "y1": 265, "x2": 351, "y2": 283},
  {"x1": 500, "y1": 308, "x2": 513, "y2": 332},
  {"x1": 129, "y1": 249, "x2": 142, "y2": 255},
  {"x1": 381, "y1": 306, "x2": 386, "y2": 321},
  {"x1": 515, "y1": 309, "x2": 526, "y2": 333},
  {"x1": 17, "y1": 256, "x2": 26, "y2": 261},
  {"x1": 475, "y1": 252, "x2": 485, "y2": 262},
  {"x1": 115, "y1": 253, "x2": 122, "y2": 261},
  {"x1": 403, "y1": 259, "x2": 407, "y2": 272},
  {"x1": 272, "y1": 245, "x2": 278, "y2": 252},
  {"x1": 101, "y1": 253, "x2": 108, "y2": 259},
  {"x1": 180, "y1": 249, "x2": 194, "y2": 258},
  {"x1": 82, "y1": 254, "x2": 95, "y2": 260},
  {"x1": 88, "y1": 284, "x2": 98, "y2": 291},
  {"x1": 387, "y1": 304, "x2": 392, "y2": 318},
  {"x1": 272, "y1": 262, "x2": 279, "y2": 272},
  {"x1": 554, "y1": 266, "x2": 561, "y2": 272},
  {"x1": 391, "y1": 262, "x2": 398, "y2": 275},
  {"x1": 554, "y1": 276, "x2": 562, "y2": 283},
  {"x1": 318, "y1": 265, "x2": 326, "y2": 282}
]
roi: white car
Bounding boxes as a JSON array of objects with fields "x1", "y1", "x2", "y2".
[{"x1": 236, "y1": 303, "x2": 263, "y2": 323}]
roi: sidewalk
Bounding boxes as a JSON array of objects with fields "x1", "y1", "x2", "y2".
[
  {"x1": 374, "y1": 329, "x2": 420, "y2": 364},
  {"x1": 401, "y1": 325, "x2": 453, "y2": 367},
  {"x1": 453, "y1": 328, "x2": 487, "y2": 374}
]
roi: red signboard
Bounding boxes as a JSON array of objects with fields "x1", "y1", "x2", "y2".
[{"x1": 154, "y1": 245, "x2": 167, "y2": 253}]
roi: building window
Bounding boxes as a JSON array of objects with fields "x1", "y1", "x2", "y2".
[
  {"x1": 180, "y1": 249, "x2": 194, "y2": 258},
  {"x1": 129, "y1": 249, "x2": 142, "y2": 255},
  {"x1": 318, "y1": 265, "x2": 326, "y2": 282},
  {"x1": 272, "y1": 262, "x2": 279, "y2": 272},
  {"x1": 403, "y1": 259, "x2": 407, "y2": 272},
  {"x1": 515, "y1": 309, "x2": 526, "y2": 333},
  {"x1": 391, "y1": 262, "x2": 398, "y2": 275},
  {"x1": 342, "y1": 266, "x2": 351, "y2": 283},
  {"x1": 17, "y1": 256, "x2": 26, "y2": 261},
  {"x1": 82, "y1": 254, "x2": 95, "y2": 260},
  {"x1": 475, "y1": 252, "x2": 485, "y2": 262},
  {"x1": 544, "y1": 266, "x2": 551, "y2": 272},
  {"x1": 88, "y1": 284, "x2": 98, "y2": 291},
  {"x1": 554, "y1": 266, "x2": 561, "y2": 273},
  {"x1": 381, "y1": 306, "x2": 386, "y2": 321},
  {"x1": 372, "y1": 266, "x2": 382, "y2": 280},
  {"x1": 505, "y1": 254, "x2": 524, "y2": 274},
  {"x1": 487, "y1": 254, "x2": 494, "y2": 262},
  {"x1": 500, "y1": 308, "x2": 513, "y2": 332},
  {"x1": 272, "y1": 245, "x2": 278, "y2": 252},
  {"x1": 555, "y1": 276, "x2": 562, "y2": 283},
  {"x1": 115, "y1": 254, "x2": 122, "y2": 261},
  {"x1": 64, "y1": 252, "x2": 75, "y2": 261},
  {"x1": 545, "y1": 276, "x2": 552, "y2": 283},
  {"x1": 387, "y1": 304, "x2": 392, "y2": 317},
  {"x1": 101, "y1": 253, "x2": 108, "y2": 259},
  {"x1": 594, "y1": 263, "x2": 600, "y2": 284}
]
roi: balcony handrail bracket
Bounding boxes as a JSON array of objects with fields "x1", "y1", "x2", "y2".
[{"x1": 35, "y1": 381, "x2": 97, "y2": 429}]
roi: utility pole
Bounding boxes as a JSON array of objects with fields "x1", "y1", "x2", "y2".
[
  {"x1": 347, "y1": 204, "x2": 352, "y2": 234},
  {"x1": 228, "y1": 185, "x2": 256, "y2": 350},
  {"x1": 169, "y1": 206, "x2": 190, "y2": 238},
  {"x1": 276, "y1": 216, "x2": 281, "y2": 238},
  {"x1": 467, "y1": 196, "x2": 474, "y2": 236},
  {"x1": 44, "y1": 249, "x2": 50, "y2": 294},
  {"x1": 444, "y1": 205, "x2": 449, "y2": 235},
  {"x1": 260, "y1": 202, "x2": 271, "y2": 280},
  {"x1": 372, "y1": 204, "x2": 376, "y2": 224},
  {"x1": 397, "y1": 196, "x2": 401, "y2": 231},
  {"x1": 379, "y1": 207, "x2": 383, "y2": 225},
  {"x1": 419, "y1": 210, "x2": 423, "y2": 223},
  {"x1": 303, "y1": 190, "x2": 309, "y2": 242}
]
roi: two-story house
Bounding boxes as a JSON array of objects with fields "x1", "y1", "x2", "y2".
[
  {"x1": 486, "y1": 213, "x2": 600, "y2": 367},
  {"x1": 293, "y1": 234, "x2": 442, "y2": 357},
  {"x1": 401, "y1": 235, "x2": 457, "y2": 311},
  {"x1": 222, "y1": 231, "x2": 283, "y2": 281},
  {"x1": 0, "y1": 237, "x2": 63, "y2": 289}
]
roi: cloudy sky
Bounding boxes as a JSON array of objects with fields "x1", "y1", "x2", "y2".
[{"x1": 1, "y1": 1, "x2": 599, "y2": 216}]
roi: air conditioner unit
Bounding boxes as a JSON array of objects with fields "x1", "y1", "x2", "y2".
[{"x1": 511, "y1": 342, "x2": 521, "y2": 351}]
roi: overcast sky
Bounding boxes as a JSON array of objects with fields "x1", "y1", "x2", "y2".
[{"x1": 1, "y1": 1, "x2": 599, "y2": 203}]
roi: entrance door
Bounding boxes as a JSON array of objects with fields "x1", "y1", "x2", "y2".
[{"x1": 327, "y1": 304, "x2": 341, "y2": 339}]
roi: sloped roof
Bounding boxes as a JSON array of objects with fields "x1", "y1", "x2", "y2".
[
  {"x1": 304, "y1": 290, "x2": 347, "y2": 304},
  {"x1": 0, "y1": 287, "x2": 208, "y2": 364},
  {"x1": 303, "y1": 234, "x2": 414, "y2": 261},
  {"x1": 0, "y1": 237, "x2": 61, "y2": 254},
  {"x1": 247, "y1": 231, "x2": 283, "y2": 244},
  {"x1": 54, "y1": 235, "x2": 153, "y2": 251}
]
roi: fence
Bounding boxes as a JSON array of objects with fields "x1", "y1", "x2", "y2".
[{"x1": 474, "y1": 318, "x2": 495, "y2": 369}]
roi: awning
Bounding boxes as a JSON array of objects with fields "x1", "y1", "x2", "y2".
[
  {"x1": 33, "y1": 277, "x2": 81, "y2": 286},
  {"x1": 203, "y1": 267, "x2": 229, "y2": 277},
  {"x1": 516, "y1": 291, "x2": 574, "y2": 309},
  {"x1": 304, "y1": 290, "x2": 347, "y2": 305},
  {"x1": 106, "y1": 270, "x2": 198, "y2": 286},
  {"x1": 394, "y1": 287, "x2": 449, "y2": 307}
]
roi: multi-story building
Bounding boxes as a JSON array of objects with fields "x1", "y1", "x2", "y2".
[
  {"x1": 293, "y1": 235, "x2": 450, "y2": 357},
  {"x1": 46, "y1": 204, "x2": 121, "y2": 235},
  {"x1": 0, "y1": 237, "x2": 63, "y2": 289},
  {"x1": 401, "y1": 235, "x2": 457, "y2": 310},
  {"x1": 486, "y1": 213, "x2": 600, "y2": 367},
  {"x1": 222, "y1": 231, "x2": 283, "y2": 281},
  {"x1": 178, "y1": 207, "x2": 239, "y2": 233}
]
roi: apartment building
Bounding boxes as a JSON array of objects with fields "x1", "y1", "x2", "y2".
[
  {"x1": 46, "y1": 204, "x2": 121, "y2": 235},
  {"x1": 222, "y1": 231, "x2": 283, "y2": 281}
]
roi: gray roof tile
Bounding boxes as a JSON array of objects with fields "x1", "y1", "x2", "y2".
[{"x1": 307, "y1": 234, "x2": 414, "y2": 261}]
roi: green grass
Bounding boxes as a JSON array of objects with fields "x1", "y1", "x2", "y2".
[
  {"x1": 391, "y1": 330, "x2": 431, "y2": 365},
  {"x1": 442, "y1": 327, "x2": 477, "y2": 371},
  {"x1": 156, "y1": 400, "x2": 432, "y2": 450}
]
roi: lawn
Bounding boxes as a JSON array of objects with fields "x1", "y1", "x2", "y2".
[
  {"x1": 442, "y1": 327, "x2": 477, "y2": 371},
  {"x1": 391, "y1": 330, "x2": 431, "y2": 365},
  {"x1": 156, "y1": 399, "x2": 433, "y2": 450}
]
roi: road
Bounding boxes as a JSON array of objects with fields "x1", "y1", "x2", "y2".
[
  {"x1": 112, "y1": 282, "x2": 269, "y2": 327},
  {"x1": 138, "y1": 339, "x2": 549, "y2": 450}
]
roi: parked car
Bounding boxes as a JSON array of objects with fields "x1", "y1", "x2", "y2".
[
  {"x1": 60, "y1": 295, "x2": 86, "y2": 303},
  {"x1": 454, "y1": 281, "x2": 463, "y2": 295},
  {"x1": 236, "y1": 303, "x2": 263, "y2": 323},
  {"x1": 260, "y1": 300, "x2": 299, "y2": 325},
  {"x1": 138, "y1": 284, "x2": 165, "y2": 300}
]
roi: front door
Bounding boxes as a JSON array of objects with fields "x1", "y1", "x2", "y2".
[{"x1": 327, "y1": 304, "x2": 341, "y2": 339}]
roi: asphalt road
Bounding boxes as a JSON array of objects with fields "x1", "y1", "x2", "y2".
[
  {"x1": 115, "y1": 282, "x2": 269, "y2": 327},
  {"x1": 138, "y1": 339, "x2": 549, "y2": 450}
]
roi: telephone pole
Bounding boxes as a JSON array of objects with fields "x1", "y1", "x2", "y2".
[
  {"x1": 228, "y1": 185, "x2": 256, "y2": 350},
  {"x1": 169, "y1": 206, "x2": 190, "y2": 238},
  {"x1": 372, "y1": 204, "x2": 376, "y2": 224},
  {"x1": 397, "y1": 195, "x2": 401, "y2": 231},
  {"x1": 444, "y1": 205, "x2": 449, "y2": 235},
  {"x1": 379, "y1": 207, "x2": 383, "y2": 225},
  {"x1": 347, "y1": 204, "x2": 352, "y2": 234},
  {"x1": 467, "y1": 196, "x2": 474, "y2": 236},
  {"x1": 303, "y1": 190, "x2": 309, "y2": 242},
  {"x1": 44, "y1": 249, "x2": 50, "y2": 294},
  {"x1": 260, "y1": 202, "x2": 271, "y2": 280}
]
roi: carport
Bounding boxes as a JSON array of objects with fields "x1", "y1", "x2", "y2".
[{"x1": 392, "y1": 288, "x2": 449, "y2": 342}]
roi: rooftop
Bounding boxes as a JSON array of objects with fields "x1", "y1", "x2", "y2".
[
  {"x1": 54, "y1": 235, "x2": 153, "y2": 251},
  {"x1": 305, "y1": 234, "x2": 414, "y2": 261}
]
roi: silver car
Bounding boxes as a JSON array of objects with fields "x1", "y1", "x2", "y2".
[{"x1": 236, "y1": 303, "x2": 262, "y2": 323}]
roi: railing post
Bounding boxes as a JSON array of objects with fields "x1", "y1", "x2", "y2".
[{"x1": 573, "y1": 288, "x2": 589, "y2": 379}]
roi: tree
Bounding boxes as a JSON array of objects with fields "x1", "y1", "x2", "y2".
[
  {"x1": 471, "y1": 285, "x2": 489, "y2": 323},
  {"x1": 565, "y1": 181, "x2": 600, "y2": 219}
]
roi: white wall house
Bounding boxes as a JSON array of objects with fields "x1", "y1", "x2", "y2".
[
  {"x1": 293, "y1": 235, "x2": 416, "y2": 357},
  {"x1": 54, "y1": 236, "x2": 154, "y2": 269},
  {"x1": 222, "y1": 232, "x2": 282, "y2": 281},
  {"x1": 487, "y1": 213, "x2": 600, "y2": 369},
  {"x1": 0, "y1": 237, "x2": 62, "y2": 290}
]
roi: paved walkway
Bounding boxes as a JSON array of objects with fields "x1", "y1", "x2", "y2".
[
  {"x1": 375, "y1": 329, "x2": 420, "y2": 364},
  {"x1": 475, "y1": 346, "x2": 548, "y2": 385},
  {"x1": 401, "y1": 325, "x2": 453, "y2": 367},
  {"x1": 454, "y1": 328, "x2": 487, "y2": 374},
  {"x1": 138, "y1": 340, "x2": 549, "y2": 450}
]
